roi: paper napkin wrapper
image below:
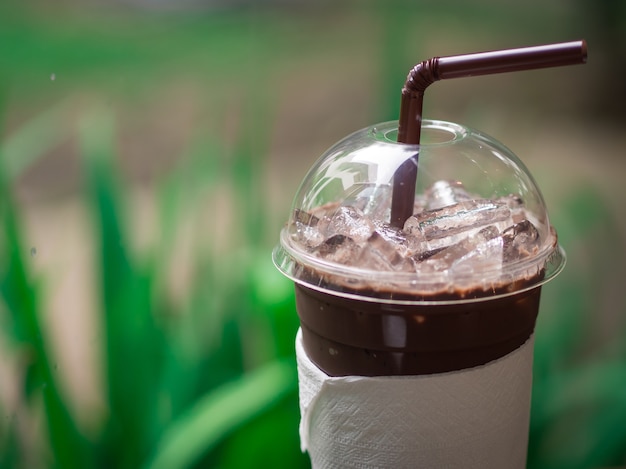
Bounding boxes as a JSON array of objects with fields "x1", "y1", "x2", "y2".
[{"x1": 295, "y1": 328, "x2": 534, "y2": 469}]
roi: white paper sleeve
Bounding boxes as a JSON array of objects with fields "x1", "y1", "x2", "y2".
[{"x1": 295, "y1": 328, "x2": 534, "y2": 469}]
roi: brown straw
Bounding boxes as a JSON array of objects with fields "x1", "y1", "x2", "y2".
[{"x1": 390, "y1": 40, "x2": 588, "y2": 228}]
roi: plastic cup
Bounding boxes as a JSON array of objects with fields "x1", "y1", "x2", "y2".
[{"x1": 272, "y1": 119, "x2": 565, "y2": 467}]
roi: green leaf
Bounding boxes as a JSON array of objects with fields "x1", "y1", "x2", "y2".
[
  {"x1": 216, "y1": 393, "x2": 309, "y2": 468},
  {"x1": 530, "y1": 362, "x2": 626, "y2": 468},
  {"x1": 80, "y1": 109, "x2": 164, "y2": 467},
  {"x1": 0, "y1": 151, "x2": 90, "y2": 468},
  {"x1": 145, "y1": 359, "x2": 297, "y2": 469}
]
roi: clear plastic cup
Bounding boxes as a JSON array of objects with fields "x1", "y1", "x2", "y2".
[{"x1": 273, "y1": 119, "x2": 567, "y2": 468}]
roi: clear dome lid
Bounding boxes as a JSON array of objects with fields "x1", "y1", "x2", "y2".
[{"x1": 273, "y1": 120, "x2": 565, "y2": 303}]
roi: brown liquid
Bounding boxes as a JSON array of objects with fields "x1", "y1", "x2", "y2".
[{"x1": 295, "y1": 280, "x2": 542, "y2": 377}]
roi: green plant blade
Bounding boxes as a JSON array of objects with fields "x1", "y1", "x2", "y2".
[
  {"x1": 145, "y1": 359, "x2": 296, "y2": 469},
  {"x1": 80, "y1": 109, "x2": 165, "y2": 467},
  {"x1": 0, "y1": 157, "x2": 89, "y2": 468}
]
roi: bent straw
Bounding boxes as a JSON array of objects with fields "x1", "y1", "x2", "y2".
[{"x1": 389, "y1": 39, "x2": 587, "y2": 228}]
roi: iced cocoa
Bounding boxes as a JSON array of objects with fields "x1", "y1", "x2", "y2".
[
  {"x1": 273, "y1": 120, "x2": 565, "y2": 377},
  {"x1": 283, "y1": 180, "x2": 555, "y2": 375}
]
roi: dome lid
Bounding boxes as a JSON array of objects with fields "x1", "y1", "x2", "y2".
[{"x1": 273, "y1": 120, "x2": 565, "y2": 303}]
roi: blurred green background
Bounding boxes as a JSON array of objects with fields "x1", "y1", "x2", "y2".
[{"x1": 0, "y1": 0, "x2": 625, "y2": 468}]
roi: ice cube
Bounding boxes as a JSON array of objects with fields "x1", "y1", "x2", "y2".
[
  {"x1": 317, "y1": 206, "x2": 375, "y2": 243},
  {"x1": 497, "y1": 194, "x2": 527, "y2": 224},
  {"x1": 421, "y1": 226, "x2": 503, "y2": 275},
  {"x1": 357, "y1": 232, "x2": 415, "y2": 272},
  {"x1": 294, "y1": 208, "x2": 319, "y2": 226},
  {"x1": 292, "y1": 209, "x2": 324, "y2": 248},
  {"x1": 314, "y1": 235, "x2": 361, "y2": 265},
  {"x1": 371, "y1": 220, "x2": 416, "y2": 255},
  {"x1": 412, "y1": 246, "x2": 446, "y2": 262},
  {"x1": 348, "y1": 184, "x2": 393, "y2": 221},
  {"x1": 404, "y1": 199, "x2": 511, "y2": 251},
  {"x1": 503, "y1": 220, "x2": 541, "y2": 262}
]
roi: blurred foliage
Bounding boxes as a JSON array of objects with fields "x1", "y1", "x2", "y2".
[
  {"x1": 0, "y1": 0, "x2": 625, "y2": 468},
  {"x1": 1, "y1": 97, "x2": 306, "y2": 467},
  {"x1": 1, "y1": 98, "x2": 307, "y2": 468}
]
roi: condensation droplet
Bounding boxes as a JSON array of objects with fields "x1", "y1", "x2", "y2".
[
  {"x1": 50, "y1": 73, "x2": 56, "y2": 81},
  {"x1": 30, "y1": 247, "x2": 37, "y2": 257}
]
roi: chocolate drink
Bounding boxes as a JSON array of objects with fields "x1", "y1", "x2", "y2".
[
  {"x1": 295, "y1": 282, "x2": 542, "y2": 377},
  {"x1": 289, "y1": 192, "x2": 552, "y2": 377},
  {"x1": 273, "y1": 120, "x2": 565, "y2": 378}
]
